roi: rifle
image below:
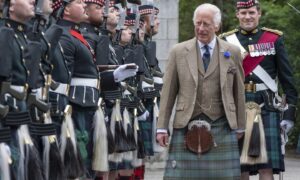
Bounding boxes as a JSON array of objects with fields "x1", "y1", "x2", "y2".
[
  {"x1": 56, "y1": 0, "x2": 71, "y2": 20},
  {"x1": 120, "y1": 82, "x2": 137, "y2": 96},
  {"x1": 97, "y1": 63, "x2": 137, "y2": 72},
  {"x1": 151, "y1": 68, "x2": 163, "y2": 78},
  {"x1": 100, "y1": 0, "x2": 110, "y2": 34},
  {"x1": 112, "y1": 6, "x2": 126, "y2": 45},
  {"x1": 1, "y1": 0, "x2": 10, "y2": 19},
  {"x1": 27, "y1": 93, "x2": 50, "y2": 113},
  {"x1": 0, "y1": 104, "x2": 9, "y2": 118},
  {"x1": 32, "y1": 0, "x2": 45, "y2": 34},
  {"x1": 128, "y1": 3, "x2": 140, "y2": 45},
  {"x1": 1, "y1": 81, "x2": 27, "y2": 101}
]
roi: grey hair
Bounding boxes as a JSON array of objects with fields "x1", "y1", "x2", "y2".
[{"x1": 192, "y1": 3, "x2": 221, "y2": 28}]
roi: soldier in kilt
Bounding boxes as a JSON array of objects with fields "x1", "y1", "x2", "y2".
[
  {"x1": 0, "y1": 0, "x2": 46, "y2": 179},
  {"x1": 220, "y1": 0, "x2": 298, "y2": 179},
  {"x1": 157, "y1": 3, "x2": 245, "y2": 180}
]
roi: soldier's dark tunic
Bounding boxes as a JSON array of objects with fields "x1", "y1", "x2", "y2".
[
  {"x1": 54, "y1": 19, "x2": 100, "y2": 178},
  {"x1": 221, "y1": 27, "x2": 298, "y2": 175},
  {"x1": 0, "y1": 19, "x2": 43, "y2": 179}
]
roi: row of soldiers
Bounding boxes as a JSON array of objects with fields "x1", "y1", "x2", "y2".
[{"x1": 0, "y1": 0, "x2": 163, "y2": 179}]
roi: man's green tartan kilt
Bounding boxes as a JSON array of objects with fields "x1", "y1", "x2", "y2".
[
  {"x1": 164, "y1": 117, "x2": 241, "y2": 180},
  {"x1": 241, "y1": 92, "x2": 284, "y2": 175}
]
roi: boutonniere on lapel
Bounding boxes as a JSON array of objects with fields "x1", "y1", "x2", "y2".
[{"x1": 224, "y1": 51, "x2": 231, "y2": 59}]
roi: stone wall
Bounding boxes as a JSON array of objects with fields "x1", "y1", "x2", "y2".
[{"x1": 153, "y1": 0, "x2": 179, "y2": 71}]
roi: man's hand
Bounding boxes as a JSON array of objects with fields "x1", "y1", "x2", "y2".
[
  {"x1": 156, "y1": 132, "x2": 169, "y2": 147},
  {"x1": 137, "y1": 110, "x2": 149, "y2": 121},
  {"x1": 113, "y1": 64, "x2": 138, "y2": 82},
  {"x1": 236, "y1": 132, "x2": 244, "y2": 140},
  {"x1": 280, "y1": 119, "x2": 294, "y2": 134}
]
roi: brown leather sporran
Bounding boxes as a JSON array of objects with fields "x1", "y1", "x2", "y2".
[{"x1": 184, "y1": 120, "x2": 214, "y2": 154}]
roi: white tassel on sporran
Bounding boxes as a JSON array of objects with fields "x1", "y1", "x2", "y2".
[
  {"x1": 0, "y1": 143, "x2": 12, "y2": 180},
  {"x1": 92, "y1": 98, "x2": 109, "y2": 172},
  {"x1": 240, "y1": 102, "x2": 268, "y2": 165},
  {"x1": 131, "y1": 109, "x2": 142, "y2": 167},
  {"x1": 122, "y1": 108, "x2": 133, "y2": 161},
  {"x1": 108, "y1": 100, "x2": 123, "y2": 163}
]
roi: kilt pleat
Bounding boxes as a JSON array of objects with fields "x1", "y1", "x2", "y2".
[
  {"x1": 164, "y1": 117, "x2": 241, "y2": 180},
  {"x1": 241, "y1": 92, "x2": 284, "y2": 175}
]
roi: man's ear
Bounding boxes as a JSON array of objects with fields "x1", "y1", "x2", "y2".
[
  {"x1": 214, "y1": 24, "x2": 220, "y2": 33},
  {"x1": 9, "y1": 1, "x2": 15, "y2": 15},
  {"x1": 64, "y1": 5, "x2": 70, "y2": 17}
]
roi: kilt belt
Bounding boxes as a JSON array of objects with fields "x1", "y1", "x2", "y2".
[
  {"x1": 49, "y1": 83, "x2": 69, "y2": 96},
  {"x1": 10, "y1": 85, "x2": 28, "y2": 93},
  {"x1": 70, "y1": 78, "x2": 99, "y2": 89},
  {"x1": 244, "y1": 82, "x2": 268, "y2": 93}
]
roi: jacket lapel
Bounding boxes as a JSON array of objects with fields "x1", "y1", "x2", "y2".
[
  {"x1": 184, "y1": 38, "x2": 199, "y2": 85},
  {"x1": 218, "y1": 38, "x2": 231, "y2": 88}
]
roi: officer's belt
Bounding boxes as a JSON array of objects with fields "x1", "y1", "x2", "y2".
[
  {"x1": 32, "y1": 87, "x2": 43, "y2": 99},
  {"x1": 70, "y1": 78, "x2": 99, "y2": 89},
  {"x1": 142, "y1": 81, "x2": 154, "y2": 89},
  {"x1": 49, "y1": 83, "x2": 69, "y2": 96},
  {"x1": 11, "y1": 85, "x2": 27, "y2": 93},
  {"x1": 245, "y1": 83, "x2": 268, "y2": 92},
  {"x1": 153, "y1": 77, "x2": 163, "y2": 85}
]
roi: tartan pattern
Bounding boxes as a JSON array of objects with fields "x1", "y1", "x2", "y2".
[
  {"x1": 164, "y1": 117, "x2": 241, "y2": 180},
  {"x1": 241, "y1": 92, "x2": 284, "y2": 174},
  {"x1": 72, "y1": 108, "x2": 96, "y2": 178},
  {"x1": 137, "y1": 101, "x2": 154, "y2": 156}
]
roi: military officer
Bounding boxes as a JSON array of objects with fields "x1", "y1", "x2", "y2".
[
  {"x1": 0, "y1": 0, "x2": 45, "y2": 179},
  {"x1": 51, "y1": 1, "x2": 137, "y2": 179},
  {"x1": 220, "y1": 0, "x2": 298, "y2": 179}
]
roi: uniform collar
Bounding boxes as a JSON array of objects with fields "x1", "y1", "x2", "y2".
[
  {"x1": 4, "y1": 19, "x2": 27, "y2": 32},
  {"x1": 57, "y1": 19, "x2": 81, "y2": 32},
  {"x1": 81, "y1": 22, "x2": 100, "y2": 34},
  {"x1": 240, "y1": 27, "x2": 259, "y2": 35}
]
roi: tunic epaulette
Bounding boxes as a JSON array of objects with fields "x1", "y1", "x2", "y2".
[
  {"x1": 218, "y1": 29, "x2": 239, "y2": 39},
  {"x1": 261, "y1": 27, "x2": 283, "y2": 36}
]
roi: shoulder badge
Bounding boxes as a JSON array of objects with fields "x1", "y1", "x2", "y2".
[
  {"x1": 218, "y1": 29, "x2": 239, "y2": 39},
  {"x1": 261, "y1": 27, "x2": 283, "y2": 36}
]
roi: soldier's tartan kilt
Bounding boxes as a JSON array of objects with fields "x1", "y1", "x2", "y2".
[
  {"x1": 241, "y1": 92, "x2": 284, "y2": 175},
  {"x1": 138, "y1": 100, "x2": 154, "y2": 156},
  {"x1": 164, "y1": 117, "x2": 241, "y2": 180}
]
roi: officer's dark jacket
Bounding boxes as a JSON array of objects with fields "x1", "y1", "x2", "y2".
[
  {"x1": 220, "y1": 27, "x2": 298, "y2": 120},
  {"x1": 0, "y1": 19, "x2": 29, "y2": 86},
  {"x1": 81, "y1": 22, "x2": 119, "y2": 91}
]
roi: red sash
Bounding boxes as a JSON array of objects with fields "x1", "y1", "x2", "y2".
[
  {"x1": 69, "y1": 29, "x2": 96, "y2": 62},
  {"x1": 243, "y1": 31, "x2": 279, "y2": 77}
]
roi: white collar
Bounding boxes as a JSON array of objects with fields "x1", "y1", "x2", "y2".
[{"x1": 197, "y1": 36, "x2": 216, "y2": 50}]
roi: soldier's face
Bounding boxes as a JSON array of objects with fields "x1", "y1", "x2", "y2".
[
  {"x1": 107, "y1": 7, "x2": 120, "y2": 27},
  {"x1": 194, "y1": 10, "x2": 219, "y2": 44},
  {"x1": 64, "y1": 0, "x2": 87, "y2": 23},
  {"x1": 86, "y1": 3, "x2": 104, "y2": 25},
  {"x1": 120, "y1": 26, "x2": 132, "y2": 44},
  {"x1": 10, "y1": 0, "x2": 35, "y2": 22},
  {"x1": 42, "y1": 0, "x2": 53, "y2": 16},
  {"x1": 145, "y1": 15, "x2": 159, "y2": 36},
  {"x1": 138, "y1": 23, "x2": 145, "y2": 42},
  {"x1": 236, "y1": 6, "x2": 261, "y2": 31}
]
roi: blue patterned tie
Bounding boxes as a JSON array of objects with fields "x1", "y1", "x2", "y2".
[{"x1": 202, "y1": 45, "x2": 210, "y2": 71}]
